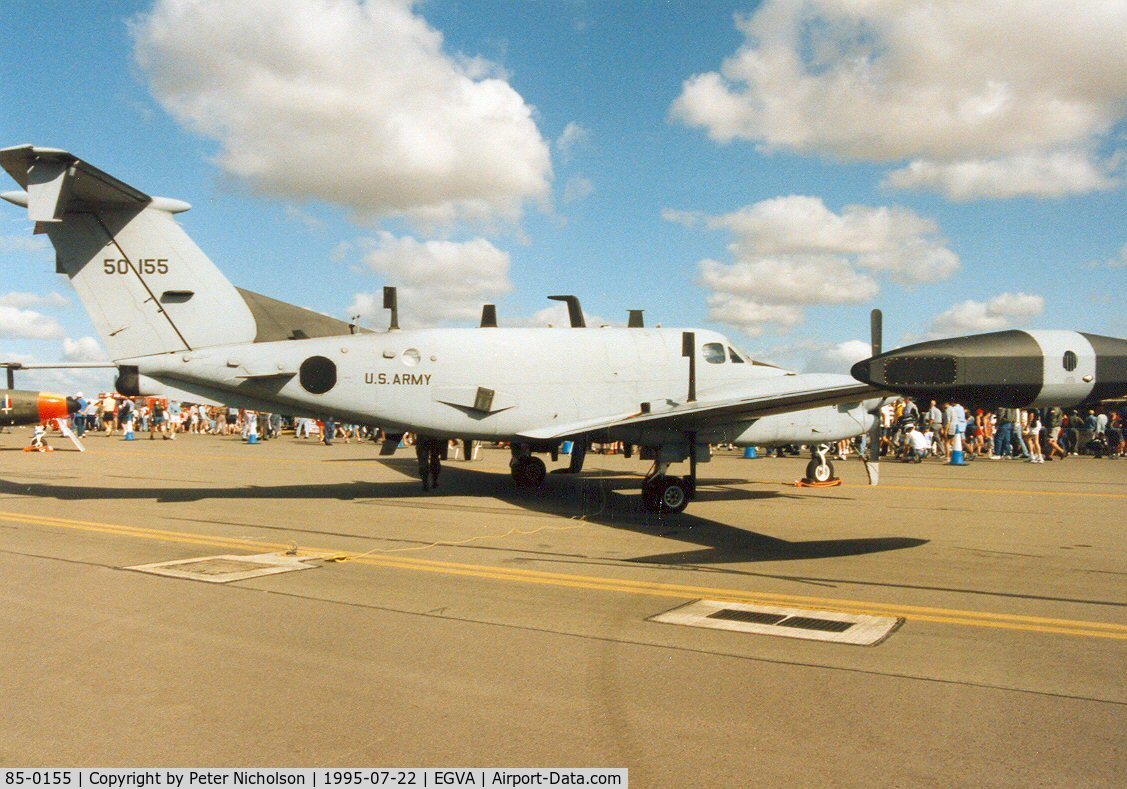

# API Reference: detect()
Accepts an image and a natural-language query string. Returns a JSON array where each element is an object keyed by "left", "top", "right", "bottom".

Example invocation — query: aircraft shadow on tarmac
[{"left": 0, "top": 460, "right": 927, "bottom": 565}]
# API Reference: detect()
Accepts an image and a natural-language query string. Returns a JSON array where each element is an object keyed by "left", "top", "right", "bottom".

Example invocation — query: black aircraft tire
[
  {"left": 512, "top": 456, "right": 547, "bottom": 488},
  {"left": 655, "top": 478, "right": 690, "bottom": 514},
  {"left": 805, "top": 459, "right": 835, "bottom": 483}
]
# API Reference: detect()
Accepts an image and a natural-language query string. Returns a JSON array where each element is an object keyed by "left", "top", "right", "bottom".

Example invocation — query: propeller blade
[
  {"left": 867, "top": 308, "right": 883, "bottom": 482},
  {"left": 870, "top": 308, "right": 882, "bottom": 357}
]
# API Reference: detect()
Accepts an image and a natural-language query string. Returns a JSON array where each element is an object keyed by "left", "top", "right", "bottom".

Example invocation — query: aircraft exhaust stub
[
  {"left": 383, "top": 286, "right": 399, "bottom": 331},
  {"left": 480, "top": 304, "right": 498, "bottom": 328},
  {"left": 851, "top": 329, "right": 1127, "bottom": 408}
]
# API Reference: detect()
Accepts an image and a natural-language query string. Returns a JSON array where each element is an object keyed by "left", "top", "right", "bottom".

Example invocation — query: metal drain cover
[
  {"left": 651, "top": 599, "right": 902, "bottom": 646},
  {"left": 127, "top": 553, "right": 317, "bottom": 583}
]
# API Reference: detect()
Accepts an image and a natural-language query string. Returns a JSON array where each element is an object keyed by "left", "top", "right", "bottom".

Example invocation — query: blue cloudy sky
[{"left": 2, "top": 0, "right": 1125, "bottom": 392}]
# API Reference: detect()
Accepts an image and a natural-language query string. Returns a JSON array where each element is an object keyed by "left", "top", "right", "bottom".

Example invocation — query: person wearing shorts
[{"left": 149, "top": 399, "right": 165, "bottom": 439}]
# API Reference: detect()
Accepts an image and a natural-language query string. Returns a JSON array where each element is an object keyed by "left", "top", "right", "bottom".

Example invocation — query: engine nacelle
[
  {"left": 114, "top": 366, "right": 170, "bottom": 398},
  {"left": 733, "top": 402, "right": 873, "bottom": 446}
]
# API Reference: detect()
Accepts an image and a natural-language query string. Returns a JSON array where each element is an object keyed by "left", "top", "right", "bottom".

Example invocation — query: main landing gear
[
  {"left": 510, "top": 449, "right": 547, "bottom": 488},
  {"left": 803, "top": 443, "right": 837, "bottom": 484},
  {"left": 641, "top": 463, "right": 695, "bottom": 514}
]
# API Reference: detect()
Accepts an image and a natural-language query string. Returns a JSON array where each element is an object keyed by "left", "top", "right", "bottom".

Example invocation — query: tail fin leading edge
[{"left": 1, "top": 145, "right": 257, "bottom": 360}]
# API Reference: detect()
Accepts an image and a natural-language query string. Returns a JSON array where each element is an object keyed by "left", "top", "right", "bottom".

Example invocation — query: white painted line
[
  {"left": 651, "top": 599, "right": 903, "bottom": 646},
  {"left": 126, "top": 553, "right": 317, "bottom": 583}
]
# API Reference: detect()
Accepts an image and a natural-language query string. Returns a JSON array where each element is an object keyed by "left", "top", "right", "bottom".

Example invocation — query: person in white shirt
[{"left": 905, "top": 425, "right": 930, "bottom": 462}]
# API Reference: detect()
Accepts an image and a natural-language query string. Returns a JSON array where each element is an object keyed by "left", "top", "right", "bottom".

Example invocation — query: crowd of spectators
[
  {"left": 18, "top": 391, "right": 1127, "bottom": 464},
  {"left": 62, "top": 393, "right": 374, "bottom": 446},
  {"left": 864, "top": 397, "right": 1126, "bottom": 463}
]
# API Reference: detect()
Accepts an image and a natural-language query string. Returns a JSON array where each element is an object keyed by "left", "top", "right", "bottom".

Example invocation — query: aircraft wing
[{"left": 518, "top": 374, "right": 879, "bottom": 441}]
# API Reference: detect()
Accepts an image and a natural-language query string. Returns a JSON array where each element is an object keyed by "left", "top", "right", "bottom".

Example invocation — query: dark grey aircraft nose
[{"left": 851, "top": 330, "right": 1127, "bottom": 408}]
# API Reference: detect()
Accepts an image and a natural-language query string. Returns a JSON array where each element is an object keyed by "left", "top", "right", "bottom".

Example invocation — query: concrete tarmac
[{"left": 1, "top": 428, "right": 1124, "bottom": 784}]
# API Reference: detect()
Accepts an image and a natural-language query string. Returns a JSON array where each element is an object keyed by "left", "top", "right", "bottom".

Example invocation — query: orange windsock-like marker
[{"left": 1, "top": 390, "right": 78, "bottom": 426}]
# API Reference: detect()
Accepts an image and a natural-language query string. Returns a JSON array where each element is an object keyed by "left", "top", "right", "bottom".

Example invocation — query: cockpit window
[
  {"left": 703, "top": 342, "right": 726, "bottom": 364},
  {"left": 728, "top": 346, "right": 745, "bottom": 363}
]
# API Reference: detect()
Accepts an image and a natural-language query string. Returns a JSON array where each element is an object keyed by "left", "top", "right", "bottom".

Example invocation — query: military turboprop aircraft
[{"left": 3, "top": 145, "right": 1124, "bottom": 513}]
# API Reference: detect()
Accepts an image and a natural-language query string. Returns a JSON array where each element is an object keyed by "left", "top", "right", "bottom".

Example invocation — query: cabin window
[
  {"left": 728, "top": 346, "right": 745, "bottom": 363},
  {"left": 1062, "top": 350, "right": 1077, "bottom": 372},
  {"left": 703, "top": 342, "right": 726, "bottom": 364}
]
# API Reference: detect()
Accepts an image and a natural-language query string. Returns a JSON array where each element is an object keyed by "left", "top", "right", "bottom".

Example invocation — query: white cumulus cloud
[
  {"left": 556, "top": 122, "right": 591, "bottom": 159},
  {"left": 347, "top": 232, "right": 513, "bottom": 327},
  {"left": 562, "top": 176, "right": 595, "bottom": 204},
  {"left": 1088, "top": 243, "right": 1127, "bottom": 269},
  {"left": 883, "top": 151, "right": 1119, "bottom": 201},
  {"left": 0, "top": 306, "right": 65, "bottom": 340},
  {"left": 672, "top": 1, "right": 1127, "bottom": 200},
  {"left": 0, "top": 291, "right": 70, "bottom": 309},
  {"left": 62, "top": 336, "right": 108, "bottom": 363},
  {"left": 930, "top": 292, "right": 1045, "bottom": 336},
  {"left": 133, "top": 0, "right": 552, "bottom": 225},
  {"left": 0, "top": 234, "right": 50, "bottom": 255},
  {"left": 508, "top": 303, "right": 614, "bottom": 329},
  {"left": 818, "top": 339, "right": 872, "bottom": 371},
  {"left": 678, "top": 195, "right": 958, "bottom": 335}
]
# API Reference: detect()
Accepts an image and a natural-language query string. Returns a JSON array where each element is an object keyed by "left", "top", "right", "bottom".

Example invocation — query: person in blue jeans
[{"left": 993, "top": 407, "right": 1015, "bottom": 458}]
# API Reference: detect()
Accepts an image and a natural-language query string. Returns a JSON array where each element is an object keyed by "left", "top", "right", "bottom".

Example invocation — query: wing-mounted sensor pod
[{"left": 852, "top": 329, "right": 1127, "bottom": 407}]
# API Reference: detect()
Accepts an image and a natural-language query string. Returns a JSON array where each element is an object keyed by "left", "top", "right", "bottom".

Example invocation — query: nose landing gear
[{"left": 803, "top": 443, "right": 838, "bottom": 484}]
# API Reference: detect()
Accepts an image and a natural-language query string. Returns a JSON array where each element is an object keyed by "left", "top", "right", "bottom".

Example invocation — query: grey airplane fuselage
[{"left": 125, "top": 326, "right": 874, "bottom": 450}]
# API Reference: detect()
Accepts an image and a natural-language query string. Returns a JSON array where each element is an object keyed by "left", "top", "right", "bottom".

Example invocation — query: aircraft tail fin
[{"left": 1, "top": 145, "right": 259, "bottom": 360}]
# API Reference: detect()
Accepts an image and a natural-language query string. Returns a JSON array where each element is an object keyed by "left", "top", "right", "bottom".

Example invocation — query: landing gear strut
[{"left": 803, "top": 443, "right": 837, "bottom": 484}]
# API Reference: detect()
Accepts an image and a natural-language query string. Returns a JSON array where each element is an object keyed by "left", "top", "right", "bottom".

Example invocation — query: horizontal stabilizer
[{"left": 0, "top": 145, "right": 152, "bottom": 221}]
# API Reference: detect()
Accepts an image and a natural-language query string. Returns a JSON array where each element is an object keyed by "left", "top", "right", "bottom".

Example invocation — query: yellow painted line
[{"left": 3, "top": 508, "right": 1126, "bottom": 641}]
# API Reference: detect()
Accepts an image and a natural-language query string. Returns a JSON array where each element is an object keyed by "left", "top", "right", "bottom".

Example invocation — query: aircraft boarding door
[{"left": 625, "top": 331, "right": 678, "bottom": 408}]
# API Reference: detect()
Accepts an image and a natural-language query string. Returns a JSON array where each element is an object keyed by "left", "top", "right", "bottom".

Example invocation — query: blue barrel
[
  {"left": 743, "top": 446, "right": 758, "bottom": 459},
  {"left": 561, "top": 441, "right": 574, "bottom": 455}
]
